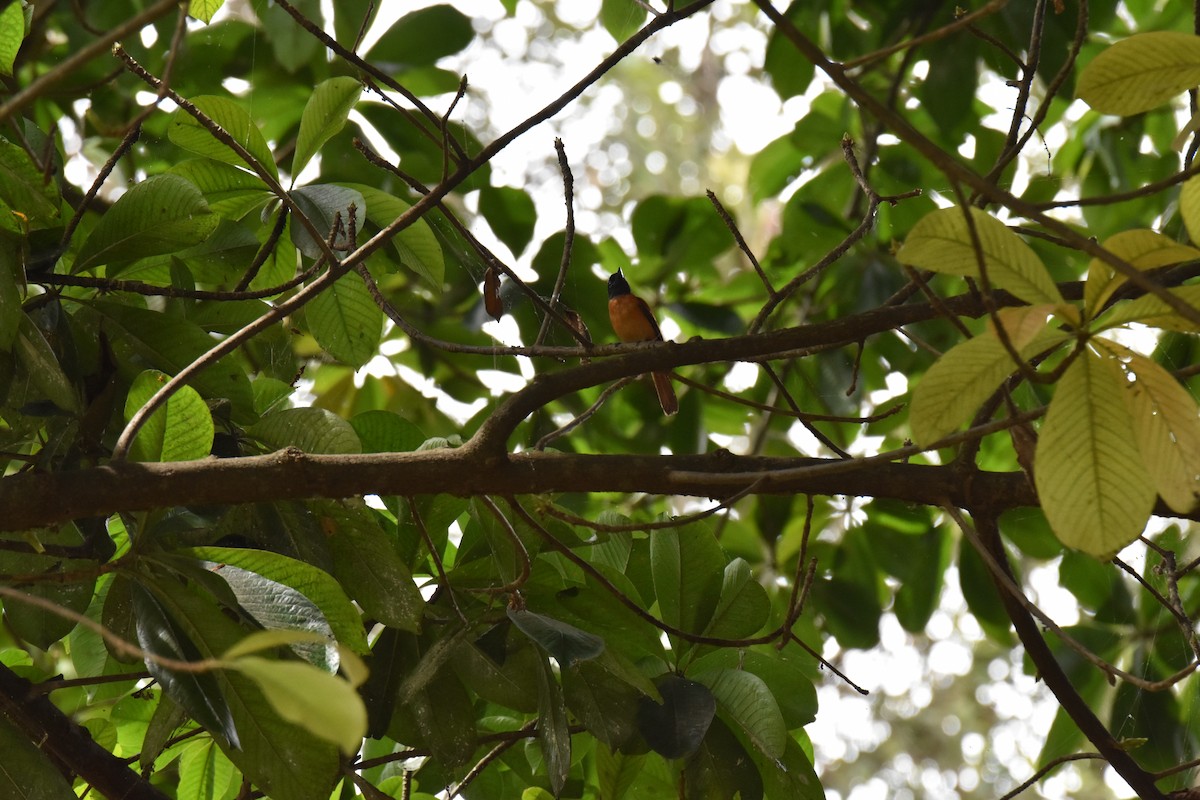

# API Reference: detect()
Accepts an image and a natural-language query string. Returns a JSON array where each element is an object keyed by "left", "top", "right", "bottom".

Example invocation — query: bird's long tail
[{"left": 652, "top": 371, "right": 678, "bottom": 415}]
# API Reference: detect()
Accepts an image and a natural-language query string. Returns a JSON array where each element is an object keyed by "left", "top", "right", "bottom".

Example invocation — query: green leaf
[
  {"left": 168, "top": 96, "right": 278, "bottom": 180},
  {"left": 1094, "top": 284, "right": 1200, "bottom": 332},
  {"left": 188, "top": 0, "right": 225, "bottom": 24},
  {"left": 0, "top": 2, "right": 28, "bottom": 77},
  {"left": 305, "top": 272, "right": 382, "bottom": 367},
  {"left": 0, "top": 714, "right": 77, "bottom": 800},
  {"left": 248, "top": 407, "right": 362, "bottom": 454},
  {"left": 650, "top": 523, "right": 726, "bottom": 643},
  {"left": 701, "top": 558, "right": 770, "bottom": 641},
  {"left": 292, "top": 77, "right": 361, "bottom": 178},
  {"left": 366, "top": 5, "right": 474, "bottom": 67},
  {"left": 1083, "top": 229, "right": 1200, "bottom": 316},
  {"left": 72, "top": 175, "right": 219, "bottom": 273},
  {"left": 507, "top": 607, "right": 605, "bottom": 667},
  {"left": 693, "top": 668, "right": 786, "bottom": 759},
  {"left": 318, "top": 500, "right": 425, "bottom": 632},
  {"left": 178, "top": 738, "right": 237, "bottom": 800},
  {"left": 338, "top": 182, "right": 444, "bottom": 290},
  {"left": 896, "top": 206, "right": 1064, "bottom": 306},
  {"left": 124, "top": 369, "right": 214, "bottom": 462},
  {"left": 289, "top": 183, "right": 364, "bottom": 259},
  {"left": 533, "top": 653, "right": 571, "bottom": 796},
  {"left": 183, "top": 545, "right": 370, "bottom": 654},
  {"left": 350, "top": 410, "right": 426, "bottom": 453},
  {"left": 130, "top": 581, "right": 242, "bottom": 748},
  {"left": 225, "top": 656, "right": 367, "bottom": 754},
  {"left": 169, "top": 159, "right": 272, "bottom": 220},
  {"left": 478, "top": 185, "right": 536, "bottom": 256},
  {"left": 93, "top": 301, "right": 256, "bottom": 424},
  {"left": 1179, "top": 173, "right": 1200, "bottom": 249},
  {"left": 600, "top": 0, "right": 646, "bottom": 41},
  {"left": 1034, "top": 346, "right": 1157, "bottom": 557},
  {"left": 910, "top": 324, "right": 1068, "bottom": 445},
  {"left": 0, "top": 138, "right": 59, "bottom": 228},
  {"left": 636, "top": 674, "right": 715, "bottom": 759},
  {"left": 1119, "top": 349, "right": 1200, "bottom": 513},
  {"left": 1077, "top": 32, "right": 1200, "bottom": 116},
  {"left": 15, "top": 314, "right": 80, "bottom": 413}
]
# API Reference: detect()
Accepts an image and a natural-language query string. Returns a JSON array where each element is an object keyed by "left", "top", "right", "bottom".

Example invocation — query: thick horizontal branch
[{"left": 2, "top": 446, "right": 1039, "bottom": 532}]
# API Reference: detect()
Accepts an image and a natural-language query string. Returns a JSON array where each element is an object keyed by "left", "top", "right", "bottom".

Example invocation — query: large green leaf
[
  {"left": 366, "top": 5, "right": 474, "bottom": 66},
  {"left": 0, "top": 715, "right": 77, "bottom": 800},
  {"left": 292, "top": 77, "right": 361, "bottom": 178},
  {"left": 1035, "top": 346, "right": 1157, "bottom": 557},
  {"left": 693, "top": 668, "right": 786, "bottom": 759},
  {"left": 649, "top": 523, "right": 726, "bottom": 644},
  {"left": 478, "top": 184, "right": 536, "bottom": 256},
  {"left": 896, "top": 206, "right": 1063, "bottom": 306},
  {"left": 93, "top": 302, "right": 256, "bottom": 424},
  {"left": 1077, "top": 31, "right": 1200, "bottom": 116},
  {"left": 0, "top": 138, "right": 59, "bottom": 228},
  {"left": 72, "top": 175, "right": 219, "bottom": 273},
  {"left": 183, "top": 545, "right": 370, "bottom": 654},
  {"left": 337, "top": 182, "right": 444, "bottom": 290},
  {"left": 247, "top": 407, "right": 362, "bottom": 454},
  {"left": 305, "top": 271, "right": 382, "bottom": 367},
  {"left": 1082, "top": 229, "right": 1200, "bottom": 316},
  {"left": 14, "top": 313, "right": 80, "bottom": 413},
  {"left": 167, "top": 95, "right": 278, "bottom": 179},
  {"left": 910, "top": 323, "right": 1068, "bottom": 445},
  {"left": 0, "top": 2, "right": 29, "bottom": 77},
  {"left": 124, "top": 369, "right": 214, "bottom": 462}
]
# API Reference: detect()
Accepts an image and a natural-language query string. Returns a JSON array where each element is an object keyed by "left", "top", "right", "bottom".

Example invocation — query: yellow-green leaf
[
  {"left": 1180, "top": 174, "right": 1200, "bottom": 247},
  {"left": 896, "top": 206, "right": 1063, "bottom": 306},
  {"left": 292, "top": 77, "right": 361, "bottom": 178},
  {"left": 1117, "top": 348, "right": 1200, "bottom": 513},
  {"left": 168, "top": 96, "right": 278, "bottom": 180},
  {"left": 124, "top": 370, "right": 214, "bottom": 462},
  {"left": 1096, "top": 284, "right": 1200, "bottom": 332},
  {"left": 1083, "top": 229, "right": 1200, "bottom": 316},
  {"left": 225, "top": 656, "right": 367, "bottom": 754},
  {"left": 910, "top": 325, "right": 1068, "bottom": 446},
  {"left": 188, "top": 0, "right": 224, "bottom": 24},
  {"left": 1034, "top": 348, "right": 1156, "bottom": 558},
  {"left": 1077, "top": 32, "right": 1200, "bottom": 116}
]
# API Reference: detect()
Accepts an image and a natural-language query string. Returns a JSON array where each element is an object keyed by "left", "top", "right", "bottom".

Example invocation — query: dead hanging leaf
[{"left": 483, "top": 266, "right": 503, "bottom": 321}]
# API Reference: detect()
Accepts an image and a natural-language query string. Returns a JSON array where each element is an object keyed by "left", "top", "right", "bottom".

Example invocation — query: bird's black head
[{"left": 607, "top": 268, "right": 631, "bottom": 299}]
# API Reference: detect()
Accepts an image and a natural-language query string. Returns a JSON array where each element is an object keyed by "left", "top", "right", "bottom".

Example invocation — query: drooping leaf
[
  {"left": 533, "top": 653, "right": 571, "bottom": 796},
  {"left": 72, "top": 175, "right": 219, "bottom": 273},
  {"left": 507, "top": 607, "right": 605, "bottom": 667},
  {"left": 224, "top": 656, "right": 367, "bottom": 754},
  {"left": 1077, "top": 32, "right": 1200, "bottom": 116},
  {"left": 1118, "top": 349, "right": 1200, "bottom": 513},
  {"left": 1035, "top": 346, "right": 1157, "bottom": 557},
  {"left": 896, "top": 206, "right": 1064, "bottom": 306},
  {"left": 636, "top": 674, "right": 716, "bottom": 759}
]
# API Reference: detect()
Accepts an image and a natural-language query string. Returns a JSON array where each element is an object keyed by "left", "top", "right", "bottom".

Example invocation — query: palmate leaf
[
  {"left": 1035, "top": 346, "right": 1157, "bottom": 558},
  {"left": 896, "top": 206, "right": 1063, "bottom": 306}
]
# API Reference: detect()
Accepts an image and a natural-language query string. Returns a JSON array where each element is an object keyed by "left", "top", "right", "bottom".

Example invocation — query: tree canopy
[{"left": 2, "top": 1, "right": 1200, "bottom": 799}]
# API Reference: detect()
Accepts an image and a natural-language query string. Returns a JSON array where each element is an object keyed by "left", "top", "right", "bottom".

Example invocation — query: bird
[{"left": 607, "top": 268, "right": 678, "bottom": 415}]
